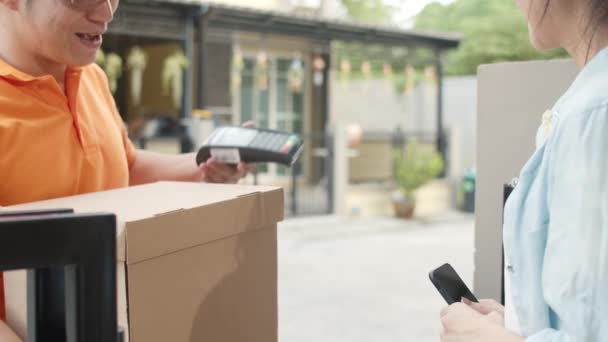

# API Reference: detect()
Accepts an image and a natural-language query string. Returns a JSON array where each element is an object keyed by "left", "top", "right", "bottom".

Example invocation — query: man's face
[{"left": 14, "top": 0, "right": 118, "bottom": 67}]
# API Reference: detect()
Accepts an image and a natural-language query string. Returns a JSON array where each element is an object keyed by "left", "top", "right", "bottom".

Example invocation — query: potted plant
[
  {"left": 162, "top": 50, "right": 189, "bottom": 110},
  {"left": 392, "top": 139, "right": 444, "bottom": 219}
]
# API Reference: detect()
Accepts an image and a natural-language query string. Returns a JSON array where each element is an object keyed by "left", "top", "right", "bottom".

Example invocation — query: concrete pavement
[{"left": 278, "top": 213, "right": 475, "bottom": 342}]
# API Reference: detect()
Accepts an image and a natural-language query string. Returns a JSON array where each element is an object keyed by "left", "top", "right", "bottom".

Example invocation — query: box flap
[
  {"left": 124, "top": 183, "right": 283, "bottom": 264},
  {"left": 7, "top": 182, "right": 284, "bottom": 263}
]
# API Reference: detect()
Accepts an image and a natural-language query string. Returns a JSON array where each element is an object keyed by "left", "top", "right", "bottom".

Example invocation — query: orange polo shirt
[{"left": 0, "top": 59, "right": 137, "bottom": 319}]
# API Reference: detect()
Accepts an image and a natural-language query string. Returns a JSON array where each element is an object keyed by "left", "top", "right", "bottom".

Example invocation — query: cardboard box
[{"left": 4, "top": 181, "right": 283, "bottom": 342}]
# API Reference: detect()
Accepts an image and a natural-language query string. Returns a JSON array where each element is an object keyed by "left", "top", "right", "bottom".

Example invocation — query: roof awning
[{"left": 132, "top": 0, "right": 461, "bottom": 50}]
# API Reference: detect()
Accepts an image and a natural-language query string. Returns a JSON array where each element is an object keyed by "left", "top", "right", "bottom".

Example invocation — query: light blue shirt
[{"left": 504, "top": 47, "right": 608, "bottom": 342}]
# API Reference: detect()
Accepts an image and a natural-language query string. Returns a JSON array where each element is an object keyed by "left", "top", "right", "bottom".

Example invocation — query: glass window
[{"left": 238, "top": 56, "right": 306, "bottom": 177}]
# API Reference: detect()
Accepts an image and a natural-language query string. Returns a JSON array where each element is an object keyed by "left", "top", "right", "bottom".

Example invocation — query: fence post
[
  {"left": 332, "top": 125, "right": 349, "bottom": 216},
  {"left": 325, "top": 133, "right": 334, "bottom": 214},
  {"left": 439, "top": 129, "right": 448, "bottom": 178},
  {"left": 291, "top": 162, "right": 298, "bottom": 216},
  {"left": 391, "top": 127, "right": 405, "bottom": 179},
  {"left": 391, "top": 126, "right": 405, "bottom": 158}
]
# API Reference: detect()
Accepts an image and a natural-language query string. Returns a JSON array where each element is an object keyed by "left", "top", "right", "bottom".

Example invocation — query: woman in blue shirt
[{"left": 440, "top": 0, "right": 608, "bottom": 341}]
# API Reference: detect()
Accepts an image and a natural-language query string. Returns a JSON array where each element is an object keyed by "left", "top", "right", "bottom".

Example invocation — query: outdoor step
[{"left": 346, "top": 180, "right": 452, "bottom": 218}]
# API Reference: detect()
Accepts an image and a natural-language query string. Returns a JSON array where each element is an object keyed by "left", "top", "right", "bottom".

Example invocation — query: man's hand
[
  {"left": 130, "top": 121, "right": 256, "bottom": 185},
  {"left": 196, "top": 121, "right": 256, "bottom": 184},
  {"left": 197, "top": 159, "right": 255, "bottom": 184}
]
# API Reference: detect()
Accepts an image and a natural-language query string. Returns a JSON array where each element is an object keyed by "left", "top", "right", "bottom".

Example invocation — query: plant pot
[
  {"left": 391, "top": 191, "right": 416, "bottom": 219},
  {"left": 393, "top": 200, "right": 415, "bottom": 219}
]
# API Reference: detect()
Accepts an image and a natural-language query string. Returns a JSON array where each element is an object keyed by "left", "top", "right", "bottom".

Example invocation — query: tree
[
  {"left": 340, "top": 0, "right": 405, "bottom": 24},
  {"left": 415, "top": 0, "right": 568, "bottom": 75}
]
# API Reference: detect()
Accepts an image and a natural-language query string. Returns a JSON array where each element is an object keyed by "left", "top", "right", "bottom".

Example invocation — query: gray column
[
  {"left": 435, "top": 49, "right": 446, "bottom": 176},
  {"left": 180, "top": 14, "right": 196, "bottom": 153}
]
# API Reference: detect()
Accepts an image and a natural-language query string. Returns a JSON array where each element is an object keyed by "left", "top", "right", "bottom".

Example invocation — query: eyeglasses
[{"left": 63, "top": 0, "right": 117, "bottom": 11}]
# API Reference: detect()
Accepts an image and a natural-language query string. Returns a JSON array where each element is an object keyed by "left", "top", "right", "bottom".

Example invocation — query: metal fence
[
  {"left": 348, "top": 129, "right": 444, "bottom": 184},
  {"left": 289, "top": 132, "right": 333, "bottom": 217},
  {"left": 263, "top": 128, "right": 442, "bottom": 217},
  {"left": 250, "top": 131, "right": 334, "bottom": 217},
  {"left": 134, "top": 124, "right": 445, "bottom": 218}
]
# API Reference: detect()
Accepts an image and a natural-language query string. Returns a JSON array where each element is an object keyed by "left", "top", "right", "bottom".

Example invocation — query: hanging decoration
[
  {"left": 339, "top": 59, "right": 351, "bottom": 81},
  {"left": 361, "top": 60, "right": 372, "bottom": 78},
  {"left": 255, "top": 50, "right": 269, "bottom": 91},
  {"left": 126, "top": 46, "right": 148, "bottom": 107},
  {"left": 360, "top": 60, "right": 372, "bottom": 93},
  {"left": 312, "top": 54, "right": 326, "bottom": 87},
  {"left": 231, "top": 45, "right": 244, "bottom": 93},
  {"left": 104, "top": 53, "right": 123, "bottom": 95},
  {"left": 347, "top": 123, "right": 363, "bottom": 148},
  {"left": 383, "top": 63, "right": 393, "bottom": 79},
  {"left": 405, "top": 65, "right": 416, "bottom": 95},
  {"left": 424, "top": 66, "right": 437, "bottom": 83},
  {"left": 287, "top": 55, "right": 304, "bottom": 93},
  {"left": 162, "top": 50, "right": 189, "bottom": 110}
]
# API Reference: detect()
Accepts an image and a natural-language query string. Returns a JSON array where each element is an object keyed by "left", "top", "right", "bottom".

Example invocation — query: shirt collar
[
  {"left": 555, "top": 47, "right": 608, "bottom": 108},
  {"left": 0, "top": 57, "right": 38, "bottom": 82},
  {"left": 0, "top": 58, "right": 83, "bottom": 83}
]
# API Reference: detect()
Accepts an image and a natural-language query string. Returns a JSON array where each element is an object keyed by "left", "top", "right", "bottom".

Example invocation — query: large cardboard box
[{"left": 4, "top": 181, "right": 283, "bottom": 342}]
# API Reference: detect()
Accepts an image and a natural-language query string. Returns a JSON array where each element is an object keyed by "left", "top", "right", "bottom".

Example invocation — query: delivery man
[{"left": 0, "top": 0, "right": 253, "bottom": 339}]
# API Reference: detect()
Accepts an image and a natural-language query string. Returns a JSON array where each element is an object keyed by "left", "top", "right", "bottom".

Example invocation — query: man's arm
[
  {"left": 129, "top": 150, "right": 201, "bottom": 185},
  {"left": 129, "top": 150, "right": 251, "bottom": 185}
]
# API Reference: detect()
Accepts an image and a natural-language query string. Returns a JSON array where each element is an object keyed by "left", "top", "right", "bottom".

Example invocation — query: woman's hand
[
  {"left": 464, "top": 298, "right": 504, "bottom": 324},
  {"left": 440, "top": 302, "right": 520, "bottom": 342}
]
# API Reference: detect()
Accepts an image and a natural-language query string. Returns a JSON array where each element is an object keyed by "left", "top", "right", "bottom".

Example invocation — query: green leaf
[{"left": 393, "top": 139, "right": 444, "bottom": 199}]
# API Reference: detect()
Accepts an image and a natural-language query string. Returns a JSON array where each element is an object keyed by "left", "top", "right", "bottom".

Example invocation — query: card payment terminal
[{"left": 195, "top": 126, "right": 304, "bottom": 166}]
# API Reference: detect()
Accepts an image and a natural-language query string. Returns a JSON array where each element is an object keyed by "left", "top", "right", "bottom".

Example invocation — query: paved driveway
[{"left": 278, "top": 213, "right": 475, "bottom": 342}]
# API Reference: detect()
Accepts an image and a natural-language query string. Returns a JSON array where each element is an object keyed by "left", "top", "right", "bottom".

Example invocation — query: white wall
[
  {"left": 443, "top": 76, "right": 477, "bottom": 180},
  {"left": 329, "top": 75, "right": 437, "bottom": 132},
  {"left": 330, "top": 74, "right": 477, "bottom": 180}
]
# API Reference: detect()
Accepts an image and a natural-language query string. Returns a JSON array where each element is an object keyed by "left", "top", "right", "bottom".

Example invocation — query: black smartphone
[{"left": 429, "top": 263, "right": 478, "bottom": 305}]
